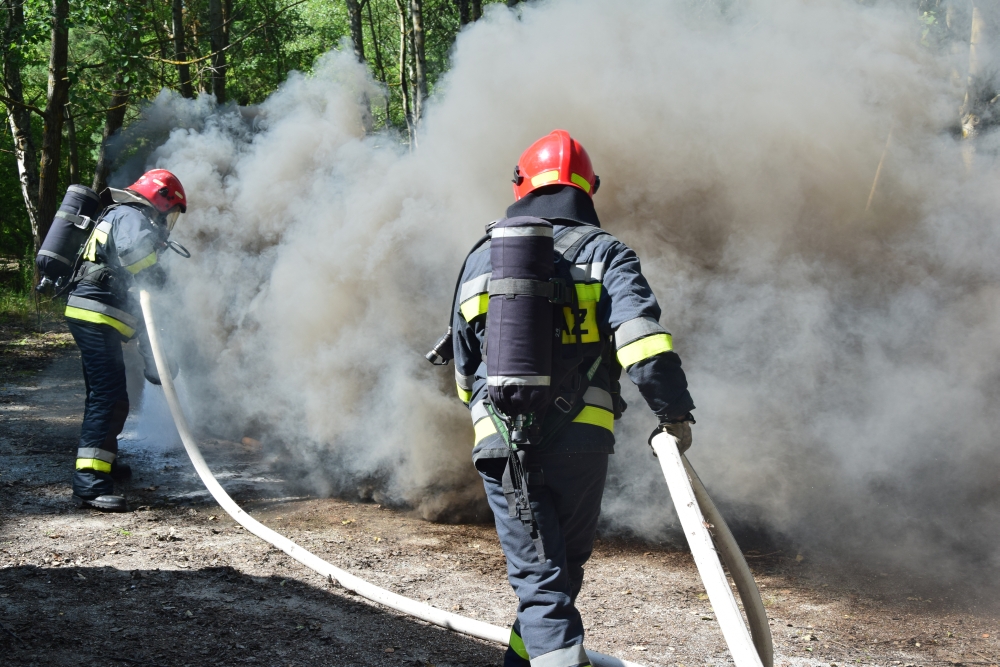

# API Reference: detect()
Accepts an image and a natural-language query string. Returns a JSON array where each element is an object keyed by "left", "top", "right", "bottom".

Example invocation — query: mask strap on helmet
[{"left": 512, "top": 166, "right": 524, "bottom": 186}]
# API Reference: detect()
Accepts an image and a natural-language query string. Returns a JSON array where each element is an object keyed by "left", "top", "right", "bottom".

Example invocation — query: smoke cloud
[{"left": 125, "top": 0, "right": 1000, "bottom": 584}]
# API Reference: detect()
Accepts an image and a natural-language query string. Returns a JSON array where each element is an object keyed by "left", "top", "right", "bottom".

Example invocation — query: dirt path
[{"left": 1, "top": 348, "right": 998, "bottom": 667}]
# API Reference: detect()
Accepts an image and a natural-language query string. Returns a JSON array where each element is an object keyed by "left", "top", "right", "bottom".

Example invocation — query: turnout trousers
[
  {"left": 68, "top": 320, "right": 129, "bottom": 498},
  {"left": 477, "top": 452, "right": 609, "bottom": 667}
]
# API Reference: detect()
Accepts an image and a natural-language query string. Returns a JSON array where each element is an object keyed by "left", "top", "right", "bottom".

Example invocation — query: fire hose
[{"left": 139, "top": 290, "right": 772, "bottom": 667}]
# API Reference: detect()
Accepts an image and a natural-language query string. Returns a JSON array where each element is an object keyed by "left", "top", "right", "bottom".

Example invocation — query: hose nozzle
[{"left": 425, "top": 327, "right": 454, "bottom": 366}]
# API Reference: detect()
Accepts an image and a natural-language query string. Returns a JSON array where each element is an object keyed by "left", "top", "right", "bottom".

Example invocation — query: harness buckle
[{"left": 554, "top": 396, "right": 572, "bottom": 414}]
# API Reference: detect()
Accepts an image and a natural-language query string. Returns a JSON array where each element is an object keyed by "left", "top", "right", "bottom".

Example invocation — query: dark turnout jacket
[
  {"left": 64, "top": 203, "right": 167, "bottom": 340},
  {"left": 452, "top": 186, "right": 694, "bottom": 462}
]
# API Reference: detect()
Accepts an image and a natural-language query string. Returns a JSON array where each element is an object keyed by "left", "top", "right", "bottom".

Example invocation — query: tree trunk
[
  {"left": 409, "top": 0, "right": 427, "bottom": 124},
  {"left": 471, "top": 0, "right": 481, "bottom": 21},
  {"left": 36, "top": 0, "right": 70, "bottom": 247},
  {"left": 346, "top": 0, "right": 373, "bottom": 133},
  {"left": 2, "top": 0, "right": 41, "bottom": 250},
  {"left": 64, "top": 105, "right": 79, "bottom": 185},
  {"left": 393, "top": 0, "right": 414, "bottom": 146},
  {"left": 209, "top": 0, "right": 228, "bottom": 104},
  {"left": 365, "top": 0, "right": 392, "bottom": 127},
  {"left": 92, "top": 80, "right": 129, "bottom": 194},
  {"left": 172, "top": 0, "right": 194, "bottom": 98},
  {"left": 455, "top": 0, "right": 469, "bottom": 26},
  {"left": 346, "top": 0, "right": 366, "bottom": 62}
]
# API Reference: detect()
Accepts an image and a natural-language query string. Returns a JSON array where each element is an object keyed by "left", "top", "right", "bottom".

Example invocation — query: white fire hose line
[
  {"left": 651, "top": 433, "right": 772, "bottom": 667},
  {"left": 139, "top": 291, "right": 640, "bottom": 667}
]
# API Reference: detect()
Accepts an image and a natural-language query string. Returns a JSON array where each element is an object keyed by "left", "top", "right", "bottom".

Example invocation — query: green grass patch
[{"left": 0, "top": 287, "right": 64, "bottom": 324}]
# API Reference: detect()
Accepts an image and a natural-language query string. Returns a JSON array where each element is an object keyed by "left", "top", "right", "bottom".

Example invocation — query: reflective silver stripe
[
  {"left": 119, "top": 241, "right": 156, "bottom": 266},
  {"left": 37, "top": 249, "right": 73, "bottom": 267},
  {"left": 615, "top": 316, "right": 668, "bottom": 349},
  {"left": 96, "top": 220, "right": 113, "bottom": 235},
  {"left": 66, "top": 296, "right": 138, "bottom": 329},
  {"left": 76, "top": 448, "right": 116, "bottom": 463},
  {"left": 569, "top": 262, "right": 605, "bottom": 282},
  {"left": 486, "top": 375, "right": 551, "bottom": 387},
  {"left": 459, "top": 273, "right": 491, "bottom": 304},
  {"left": 492, "top": 225, "right": 552, "bottom": 238},
  {"left": 530, "top": 644, "right": 589, "bottom": 667},
  {"left": 456, "top": 370, "right": 475, "bottom": 391},
  {"left": 553, "top": 226, "right": 594, "bottom": 254},
  {"left": 582, "top": 386, "right": 613, "bottom": 411},
  {"left": 470, "top": 400, "right": 489, "bottom": 424}
]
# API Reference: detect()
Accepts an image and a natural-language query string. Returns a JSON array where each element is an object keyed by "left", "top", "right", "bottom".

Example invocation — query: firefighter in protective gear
[
  {"left": 452, "top": 130, "right": 695, "bottom": 667},
  {"left": 65, "top": 169, "right": 187, "bottom": 512}
]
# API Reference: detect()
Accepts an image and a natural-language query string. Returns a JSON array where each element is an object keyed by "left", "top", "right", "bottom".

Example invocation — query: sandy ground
[{"left": 1, "top": 344, "right": 999, "bottom": 667}]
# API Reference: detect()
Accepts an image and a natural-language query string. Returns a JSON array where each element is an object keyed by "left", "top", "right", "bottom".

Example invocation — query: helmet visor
[{"left": 165, "top": 209, "right": 181, "bottom": 233}]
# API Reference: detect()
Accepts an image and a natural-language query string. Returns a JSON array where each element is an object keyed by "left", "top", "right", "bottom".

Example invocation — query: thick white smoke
[{"left": 124, "top": 0, "right": 1000, "bottom": 580}]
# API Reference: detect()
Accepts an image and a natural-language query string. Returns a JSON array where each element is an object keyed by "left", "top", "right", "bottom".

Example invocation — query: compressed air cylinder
[
  {"left": 36, "top": 184, "right": 101, "bottom": 281},
  {"left": 486, "top": 216, "right": 554, "bottom": 418}
]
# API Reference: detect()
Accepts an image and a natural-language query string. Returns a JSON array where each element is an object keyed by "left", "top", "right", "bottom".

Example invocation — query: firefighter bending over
[
  {"left": 65, "top": 169, "right": 187, "bottom": 512},
  {"left": 450, "top": 131, "right": 695, "bottom": 667}
]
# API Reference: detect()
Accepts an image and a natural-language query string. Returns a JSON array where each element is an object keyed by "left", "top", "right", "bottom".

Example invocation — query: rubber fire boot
[{"left": 73, "top": 494, "right": 127, "bottom": 512}]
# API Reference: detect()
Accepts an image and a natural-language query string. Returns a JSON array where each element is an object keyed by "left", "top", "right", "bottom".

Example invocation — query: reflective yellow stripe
[
  {"left": 530, "top": 169, "right": 560, "bottom": 188},
  {"left": 474, "top": 418, "right": 497, "bottom": 445},
  {"left": 76, "top": 458, "right": 112, "bottom": 473},
  {"left": 124, "top": 251, "right": 157, "bottom": 274},
  {"left": 572, "top": 405, "right": 614, "bottom": 432},
  {"left": 457, "top": 383, "right": 472, "bottom": 404},
  {"left": 562, "top": 282, "right": 603, "bottom": 344},
  {"left": 574, "top": 282, "right": 601, "bottom": 301},
  {"left": 83, "top": 229, "right": 108, "bottom": 262},
  {"left": 509, "top": 629, "right": 529, "bottom": 660},
  {"left": 64, "top": 306, "right": 136, "bottom": 338},
  {"left": 616, "top": 333, "right": 673, "bottom": 368},
  {"left": 460, "top": 293, "right": 489, "bottom": 322},
  {"left": 570, "top": 172, "right": 592, "bottom": 193}
]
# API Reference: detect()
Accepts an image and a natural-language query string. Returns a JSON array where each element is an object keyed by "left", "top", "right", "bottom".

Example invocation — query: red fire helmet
[
  {"left": 126, "top": 169, "right": 187, "bottom": 214},
  {"left": 512, "top": 129, "right": 599, "bottom": 201}
]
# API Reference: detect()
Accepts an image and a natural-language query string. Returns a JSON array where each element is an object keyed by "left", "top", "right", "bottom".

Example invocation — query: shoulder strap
[{"left": 554, "top": 225, "right": 609, "bottom": 263}]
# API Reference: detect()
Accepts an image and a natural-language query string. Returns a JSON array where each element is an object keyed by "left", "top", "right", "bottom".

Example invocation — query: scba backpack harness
[{"left": 428, "top": 217, "right": 625, "bottom": 561}]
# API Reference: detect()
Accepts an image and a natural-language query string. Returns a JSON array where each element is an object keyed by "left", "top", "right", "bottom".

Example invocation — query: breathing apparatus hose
[{"left": 138, "top": 290, "right": 641, "bottom": 667}]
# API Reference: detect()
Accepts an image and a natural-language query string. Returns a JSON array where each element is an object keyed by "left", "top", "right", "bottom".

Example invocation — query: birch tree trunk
[
  {"left": 409, "top": 0, "right": 427, "bottom": 124},
  {"left": 209, "top": 0, "right": 228, "bottom": 104},
  {"left": 961, "top": 0, "right": 986, "bottom": 139},
  {"left": 394, "top": 0, "right": 414, "bottom": 146},
  {"left": 2, "top": 0, "right": 41, "bottom": 249},
  {"left": 173, "top": 0, "right": 194, "bottom": 98},
  {"left": 92, "top": 78, "right": 129, "bottom": 194},
  {"left": 36, "top": 0, "right": 70, "bottom": 247}
]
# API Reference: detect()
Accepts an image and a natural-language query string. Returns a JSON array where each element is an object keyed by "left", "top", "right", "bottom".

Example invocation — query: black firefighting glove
[
  {"left": 648, "top": 413, "right": 695, "bottom": 456},
  {"left": 137, "top": 331, "right": 178, "bottom": 385}
]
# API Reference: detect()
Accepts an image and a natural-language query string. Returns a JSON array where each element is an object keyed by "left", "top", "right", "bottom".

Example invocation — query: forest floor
[{"left": 1, "top": 322, "right": 998, "bottom": 667}]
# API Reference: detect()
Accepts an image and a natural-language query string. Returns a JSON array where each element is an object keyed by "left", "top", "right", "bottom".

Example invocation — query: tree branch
[
  {"left": 0, "top": 93, "right": 45, "bottom": 117},
  {"left": 144, "top": 0, "right": 308, "bottom": 66}
]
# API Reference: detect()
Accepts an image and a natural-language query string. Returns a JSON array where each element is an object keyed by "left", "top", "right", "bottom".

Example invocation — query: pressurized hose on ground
[
  {"left": 138, "top": 290, "right": 641, "bottom": 667},
  {"left": 650, "top": 434, "right": 774, "bottom": 667}
]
